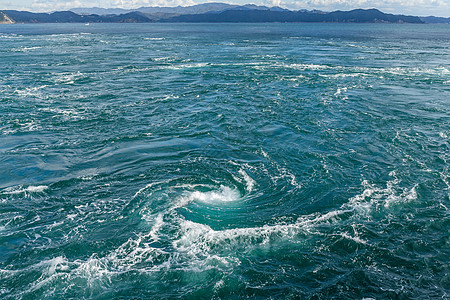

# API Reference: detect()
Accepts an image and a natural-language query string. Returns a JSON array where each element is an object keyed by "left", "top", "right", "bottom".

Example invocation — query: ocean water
[{"left": 0, "top": 23, "right": 449, "bottom": 299}]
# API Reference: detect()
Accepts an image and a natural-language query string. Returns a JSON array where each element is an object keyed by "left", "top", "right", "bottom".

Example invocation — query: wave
[
  {"left": 10, "top": 46, "right": 42, "bottom": 52},
  {"left": 39, "top": 107, "right": 86, "bottom": 121},
  {"left": 144, "top": 37, "right": 165, "bottom": 41},
  {"left": 53, "top": 71, "right": 87, "bottom": 85},
  {"left": 164, "top": 63, "right": 209, "bottom": 70},
  {"left": 1, "top": 185, "right": 48, "bottom": 196}
]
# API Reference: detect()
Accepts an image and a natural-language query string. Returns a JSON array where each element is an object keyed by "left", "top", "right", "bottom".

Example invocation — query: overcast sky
[{"left": 1, "top": 0, "right": 450, "bottom": 17}]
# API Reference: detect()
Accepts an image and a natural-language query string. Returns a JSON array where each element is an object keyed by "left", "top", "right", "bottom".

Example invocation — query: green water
[{"left": 0, "top": 23, "right": 449, "bottom": 299}]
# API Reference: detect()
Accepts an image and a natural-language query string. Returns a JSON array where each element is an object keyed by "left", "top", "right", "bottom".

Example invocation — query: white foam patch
[
  {"left": 239, "top": 169, "right": 256, "bottom": 192},
  {"left": 1, "top": 119, "right": 41, "bottom": 135},
  {"left": 176, "top": 220, "right": 292, "bottom": 252},
  {"left": 18, "top": 255, "right": 112, "bottom": 296},
  {"left": 14, "top": 85, "right": 48, "bottom": 97},
  {"left": 347, "top": 179, "right": 418, "bottom": 212},
  {"left": 149, "top": 213, "right": 164, "bottom": 241},
  {"left": 106, "top": 235, "right": 168, "bottom": 272},
  {"left": 172, "top": 203, "right": 357, "bottom": 257},
  {"left": 187, "top": 186, "right": 241, "bottom": 204},
  {"left": 39, "top": 107, "right": 86, "bottom": 121},
  {"left": 45, "top": 256, "right": 69, "bottom": 276},
  {"left": 0, "top": 34, "right": 22, "bottom": 39},
  {"left": 75, "top": 256, "right": 110, "bottom": 279},
  {"left": 1, "top": 256, "right": 70, "bottom": 296},
  {"left": 152, "top": 56, "right": 176, "bottom": 62},
  {"left": 2, "top": 246, "right": 166, "bottom": 296},
  {"left": 277, "top": 63, "right": 331, "bottom": 71},
  {"left": 138, "top": 183, "right": 243, "bottom": 213},
  {"left": 385, "top": 66, "right": 450, "bottom": 76},
  {"left": 340, "top": 232, "right": 368, "bottom": 245},
  {"left": 3, "top": 185, "right": 48, "bottom": 195},
  {"left": 165, "top": 63, "right": 209, "bottom": 70},
  {"left": 334, "top": 87, "right": 347, "bottom": 96},
  {"left": 10, "top": 46, "right": 42, "bottom": 52},
  {"left": 54, "top": 71, "right": 85, "bottom": 84},
  {"left": 320, "top": 73, "right": 368, "bottom": 79}
]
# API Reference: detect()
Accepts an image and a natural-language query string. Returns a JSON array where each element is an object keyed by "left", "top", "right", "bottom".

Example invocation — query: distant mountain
[
  {"left": 215, "top": 4, "right": 287, "bottom": 12},
  {"left": 2, "top": 10, "right": 152, "bottom": 23},
  {"left": 70, "top": 3, "right": 238, "bottom": 15},
  {"left": 0, "top": 8, "right": 425, "bottom": 24},
  {"left": 139, "top": 3, "right": 237, "bottom": 14},
  {"left": 69, "top": 7, "right": 130, "bottom": 15},
  {"left": 69, "top": 4, "right": 300, "bottom": 16},
  {"left": 204, "top": 4, "right": 291, "bottom": 15},
  {"left": 160, "top": 8, "right": 423, "bottom": 23},
  {"left": 420, "top": 16, "right": 450, "bottom": 23}
]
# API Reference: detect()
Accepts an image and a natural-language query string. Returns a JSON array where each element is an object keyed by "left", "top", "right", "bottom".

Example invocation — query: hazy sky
[{"left": 2, "top": 0, "right": 450, "bottom": 17}]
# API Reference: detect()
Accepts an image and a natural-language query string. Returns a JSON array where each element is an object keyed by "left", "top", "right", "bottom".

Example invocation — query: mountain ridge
[
  {"left": 161, "top": 8, "right": 423, "bottom": 23},
  {"left": 0, "top": 6, "right": 428, "bottom": 24},
  {"left": 69, "top": 3, "right": 292, "bottom": 15},
  {"left": 420, "top": 16, "right": 450, "bottom": 23}
]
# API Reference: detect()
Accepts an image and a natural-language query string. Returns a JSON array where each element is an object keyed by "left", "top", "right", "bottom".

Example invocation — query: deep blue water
[{"left": 0, "top": 23, "right": 449, "bottom": 299}]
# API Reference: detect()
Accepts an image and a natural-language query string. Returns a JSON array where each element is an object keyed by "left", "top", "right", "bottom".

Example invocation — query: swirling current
[{"left": 0, "top": 23, "right": 449, "bottom": 299}]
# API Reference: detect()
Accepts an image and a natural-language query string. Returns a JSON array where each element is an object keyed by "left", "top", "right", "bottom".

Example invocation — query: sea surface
[{"left": 0, "top": 23, "right": 449, "bottom": 299}]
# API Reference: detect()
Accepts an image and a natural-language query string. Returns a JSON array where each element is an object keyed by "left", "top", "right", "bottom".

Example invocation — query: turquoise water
[{"left": 0, "top": 23, "right": 449, "bottom": 299}]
